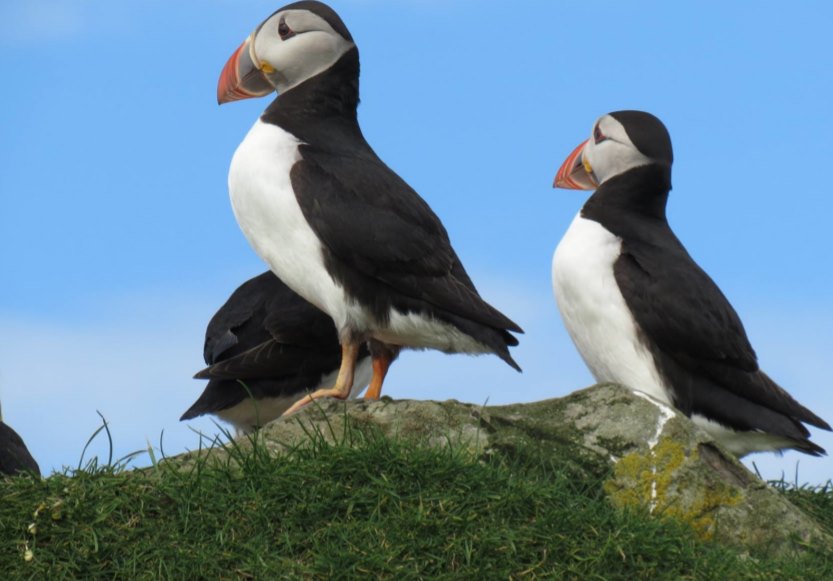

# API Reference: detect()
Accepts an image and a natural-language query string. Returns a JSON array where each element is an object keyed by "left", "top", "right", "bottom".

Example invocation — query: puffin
[
  {"left": 552, "top": 110, "right": 830, "bottom": 457},
  {"left": 181, "top": 271, "right": 373, "bottom": 432},
  {"left": 0, "top": 405, "right": 40, "bottom": 477},
  {"left": 217, "top": 1, "right": 521, "bottom": 415}
]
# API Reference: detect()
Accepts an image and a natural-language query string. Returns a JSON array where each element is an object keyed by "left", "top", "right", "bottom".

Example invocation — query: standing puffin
[
  {"left": 552, "top": 110, "right": 830, "bottom": 457},
  {"left": 217, "top": 1, "right": 521, "bottom": 414},
  {"left": 180, "top": 272, "right": 373, "bottom": 433}
]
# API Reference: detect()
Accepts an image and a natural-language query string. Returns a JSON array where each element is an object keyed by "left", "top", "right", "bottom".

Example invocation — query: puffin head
[
  {"left": 217, "top": 1, "right": 356, "bottom": 104},
  {"left": 554, "top": 110, "right": 673, "bottom": 190}
]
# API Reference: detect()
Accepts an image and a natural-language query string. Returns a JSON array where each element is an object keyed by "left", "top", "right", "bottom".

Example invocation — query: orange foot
[{"left": 282, "top": 342, "right": 360, "bottom": 417}]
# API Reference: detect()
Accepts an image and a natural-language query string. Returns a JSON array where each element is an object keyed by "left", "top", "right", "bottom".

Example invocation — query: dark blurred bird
[
  {"left": 552, "top": 110, "right": 830, "bottom": 457},
  {"left": 217, "top": 1, "right": 521, "bottom": 415},
  {"left": 0, "top": 407, "right": 40, "bottom": 476},
  {"left": 181, "top": 272, "right": 372, "bottom": 432}
]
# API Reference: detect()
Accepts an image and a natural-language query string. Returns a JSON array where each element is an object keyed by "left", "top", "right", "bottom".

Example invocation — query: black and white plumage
[
  {"left": 552, "top": 110, "right": 830, "bottom": 457},
  {"left": 181, "top": 272, "right": 372, "bottom": 432},
  {"left": 217, "top": 1, "right": 521, "bottom": 413},
  {"left": 0, "top": 410, "right": 40, "bottom": 477}
]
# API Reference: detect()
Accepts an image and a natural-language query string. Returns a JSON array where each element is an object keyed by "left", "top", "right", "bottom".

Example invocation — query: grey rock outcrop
[{"left": 190, "top": 383, "right": 832, "bottom": 556}]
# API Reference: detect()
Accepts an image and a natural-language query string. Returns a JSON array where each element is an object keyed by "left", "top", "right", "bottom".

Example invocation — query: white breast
[
  {"left": 552, "top": 213, "right": 670, "bottom": 404},
  {"left": 228, "top": 120, "right": 355, "bottom": 331}
]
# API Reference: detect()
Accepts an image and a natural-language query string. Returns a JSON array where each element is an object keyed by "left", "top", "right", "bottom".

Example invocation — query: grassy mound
[{"left": 1, "top": 429, "right": 831, "bottom": 579}]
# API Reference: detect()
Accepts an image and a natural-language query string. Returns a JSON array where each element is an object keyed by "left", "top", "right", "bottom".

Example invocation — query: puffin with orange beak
[
  {"left": 217, "top": 1, "right": 521, "bottom": 416},
  {"left": 551, "top": 110, "right": 830, "bottom": 457}
]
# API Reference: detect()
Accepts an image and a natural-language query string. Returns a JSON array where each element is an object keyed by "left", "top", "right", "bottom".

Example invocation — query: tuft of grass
[
  {"left": 0, "top": 425, "right": 831, "bottom": 579},
  {"left": 770, "top": 479, "right": 833, "bottom": 537}
]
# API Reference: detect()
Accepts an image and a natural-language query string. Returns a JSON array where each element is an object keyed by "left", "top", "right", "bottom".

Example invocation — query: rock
[{"left": 187, "top": 383, "right": 832, "bottom": 556}]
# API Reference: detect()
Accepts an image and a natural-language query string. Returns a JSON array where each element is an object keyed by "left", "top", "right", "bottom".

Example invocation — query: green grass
[
  {"left": 1, "top": 426, "right": 831, "bottom": 580},
  {"left": 773, "top": 480, "right": 833, "bottom": 538}
]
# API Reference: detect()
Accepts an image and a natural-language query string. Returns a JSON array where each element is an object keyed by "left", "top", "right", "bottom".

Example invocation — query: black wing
[
  {"left": 0, "top": 422, "right": 40, "bottom": 477},
  {"left": 615, "top": 241, "right": 757, "bottom": 374},
  {"left": 197, "top": 271, "right": 341, "bottom": 377},
  {"left": 291, "top": 145, "right": 522, "bottom": 334},
  {"left": 616, "top": 237, "right": 829, "bottom": 433},
  {"left": 202, "top": 272, "right": 340, "bottom": 364},
  {"left": 184, "top": 272, "right": 348, "bottom": 421},
  {"left": 202, "top": 272, "right": 276, "bottom": 365}
]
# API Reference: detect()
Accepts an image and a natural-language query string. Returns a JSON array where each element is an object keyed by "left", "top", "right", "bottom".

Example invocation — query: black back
[{"left": 181, "top": 272, "right": 367, "bottom": 420}]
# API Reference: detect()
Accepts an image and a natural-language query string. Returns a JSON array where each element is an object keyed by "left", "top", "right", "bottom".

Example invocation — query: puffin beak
[
  {"left": 217, "top": 34, "right": 275, "bottom": 104},
  {"left": 553, "top": 140, "right": 598, "bottom": 190}
]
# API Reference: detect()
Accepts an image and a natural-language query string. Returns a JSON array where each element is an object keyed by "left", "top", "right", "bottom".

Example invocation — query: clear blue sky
[{"left": 1, "top": 0, "right": 831, "bottom": 483}]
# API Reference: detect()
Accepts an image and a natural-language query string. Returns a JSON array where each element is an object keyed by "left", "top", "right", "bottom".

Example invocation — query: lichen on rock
[{"left": 606, "top": 437, "right": 742, "bottom": 540}]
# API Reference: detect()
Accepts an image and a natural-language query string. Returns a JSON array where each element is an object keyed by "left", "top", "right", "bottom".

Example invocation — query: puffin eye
[
  {"left": 278, "top": 18, "right": 294, "bottom": 40},
  {"left": 593, "top": 125, "right": 608, "bottom": 144}
]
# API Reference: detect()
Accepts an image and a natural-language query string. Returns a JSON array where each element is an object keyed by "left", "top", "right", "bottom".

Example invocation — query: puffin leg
[
  {"left": 281, "top": 342, "right": 360, "bottom": 416},
  {"left": 363, "top": 359, "right": 388, "bottom": 400},
  {"left": 363, "top": 341, "right": 400, "bottom": 400}
]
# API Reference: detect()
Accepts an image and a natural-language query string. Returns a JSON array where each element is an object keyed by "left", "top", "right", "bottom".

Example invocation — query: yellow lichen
[{"left": 605, "top": 438, "right": 741, "bottom": 540}]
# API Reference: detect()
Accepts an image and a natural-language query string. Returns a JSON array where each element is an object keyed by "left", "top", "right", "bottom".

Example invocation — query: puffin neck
[
  {"left": 583, "top": 163, "right": 672, "bottom": 222},
  {"left": 262, "top": 47, "right": 360, "bottom": 130}
]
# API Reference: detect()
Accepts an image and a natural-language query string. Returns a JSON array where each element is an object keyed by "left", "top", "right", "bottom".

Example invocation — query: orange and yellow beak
[
  {"left": 217, "top": 34, "right": 275, "bottom": 104},
  {"left": 553, "top": 139, "right": 598, "bottom": 190}
]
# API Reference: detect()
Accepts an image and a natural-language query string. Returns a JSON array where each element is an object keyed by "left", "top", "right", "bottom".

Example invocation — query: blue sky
[{"left": 1, "top": 0, "right": 831, "bottom": 484}]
